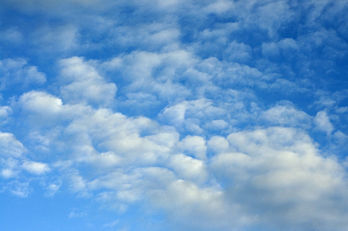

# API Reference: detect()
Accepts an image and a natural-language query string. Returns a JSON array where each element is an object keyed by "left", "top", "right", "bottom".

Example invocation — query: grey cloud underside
[{"left": 1, "top": 0, "right": 348, "bottom": 231}]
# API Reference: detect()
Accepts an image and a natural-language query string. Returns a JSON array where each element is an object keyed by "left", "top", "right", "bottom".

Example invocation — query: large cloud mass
[{"left": 1, "top": 0, "right": 348, "bottom": 230}]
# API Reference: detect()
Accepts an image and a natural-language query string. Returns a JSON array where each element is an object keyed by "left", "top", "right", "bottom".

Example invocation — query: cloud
[
  {"left": 45, "top": 181, "right": 61, "bottom": 196},
  {"left": 314, "top": 111, "right": 334, "bottom": 135},
  {"left": 150, "top": 179, "right": 238, "bottom": 231},
  {"left": 168, "top": 154, "right": 207, "bottom": 183},
  {"left": 0, "top": 59, "right": 46, "bottom": 90},
  {"left": 18, "top": 90, "right": 94, "bottom": 128},
  {"left": 24, "top": 90, "right": 346, "bottom": 231},
  {"left": 261, "top": 38, "right": 298, "bottom": 59},
  {"left": 261, "top": 103, "right": 312, "bottom": 128},
  {"left": 0, "top": 106, "right": 11, "bottom": 124},
  {"left": 19, "top": 91, "right": 64, "bottom": 119},
  {"left": 0, "top": 130, "right": 52, "bottom": 197},
  {"left": 177, "top": 135, "right": 207, "bottom": 160},
  {"left": 207, "top": 136, "right": 229, "bottom": 154},
  {"left": 68, "top": 209, "right": 87, "bottom": 219},
  {"left": 1, "top": 0, "right": 116, "bottom": 15},
  {"left": 103, "top": 219, "right": 119, "bottom": 229},
  {"left": 107, "top": 24, "right": 181, "bottom": 51},
  {"left": 212, "top": 127, "right": 348, "bottom": 231},
  {"left": 63, "top": 108, "right": 178, "bottom": 167},
  {"left": 160, "top": 98, "right": 227, "bottom": 133},
  {"left": 1, "top": 0, "right": 348, "bottom": 230},
  {"left": 59, "top": 57, "right": 117, "bottom": 106},
  {"left": 1, "top": 168, "right": 17, "bottom": 179},
  {"left": 224, "top": 40, "right": 252, "bottom": 62},
  {"left": 22, "top": 161, "right": 50, "bottom": 175},
  {"left": 32, "top": 25, "right": 79, "bottom": 53},
  {"left": 203, "top": 0, "right": 234, "bottom": 14},
  {"left": 102, "top": 50, "right": 195, "bottom": 107},
  {"left": 6, "top": 181, "right": 31, "bottom": 198},
  {"left": 0, "top": 132, "right": 26, "bottom": 157},
  {"left": 0, "top": 28, "right": 23, "bottom": 44}
]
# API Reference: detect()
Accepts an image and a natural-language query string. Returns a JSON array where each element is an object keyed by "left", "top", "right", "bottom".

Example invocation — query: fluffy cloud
[
  {"left": 0, "top": 59, "right": 46, "bottom": 90},
  {"left": 212, "top": 127, "right": 348, "bottom": 231},
  {"left": 178, "top": 135, "right": 207, "bottom": 159},
  {"left": 0, "top": 132, "right": 26, "bottom": 157},
  {"left": 314, "top": 111, "right": 334, "bottom": 135},
  {"left": 64, "top": 108, "right": 178, "bottom": 166},
  {"left": 261, "top": 103, "right": 312, "bottom": 128},
  {"left": 0, "top": 106, "right": 11, "bottom": 124},
  {"left": 0, "top": 131, "right": 51, "bottom": 197},
  {"left": 168, "top": 154, "right": 207, "bottom": 183},
  {"left": 1, "top": 0, "right": 348, "bottom": 230},
  {"left": 160, "top": 98, "right": 227, "bottom": 134},
  {"left": 19, "top": 91, "right": 63, "bottom": 116},
  {"left": 151, "top": 180, "right": 235, "bottom": 231},
  {"left": 59, "top": 57, "right": 117, "bottom": 106},
  {"left": 22, "top": 161, "right": 50, "bottom": 175},
  {"left": 207, "top": 136, "right": 229, "bottom": 154}
]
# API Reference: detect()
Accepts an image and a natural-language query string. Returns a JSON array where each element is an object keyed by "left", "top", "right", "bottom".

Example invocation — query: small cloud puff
[
  {"left": 19, "top": 91, "right": 63, "bottom": 115},
  {"left": 0, "top": 59, "right": 46, "bottom": 90},
  {"left": 314, "top": 111, "right": 334, "bottom": 135},
  {"left": 59, "top": 57, "right": 117, "bottom": 106},
  {"left": 0, "top": 132, "right": 26, "bottom": 157},
  {"left": 22, "top": 161, "right": 50, "bottom": 175}
]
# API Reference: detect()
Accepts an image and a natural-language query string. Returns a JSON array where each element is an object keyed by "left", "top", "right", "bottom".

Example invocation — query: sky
[{"left": 0, "top": 0, "right": 348, "bottom": 230}]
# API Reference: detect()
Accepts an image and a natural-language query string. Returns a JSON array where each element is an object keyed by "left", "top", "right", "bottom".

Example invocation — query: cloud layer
[{"left": 1, "top": 0, "right": 348, "bottom": 230}]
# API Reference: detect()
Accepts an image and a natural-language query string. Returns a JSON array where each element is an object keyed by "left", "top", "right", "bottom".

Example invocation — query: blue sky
[{"left": 0, "top": 0, "right": 348, "bottom": 230}]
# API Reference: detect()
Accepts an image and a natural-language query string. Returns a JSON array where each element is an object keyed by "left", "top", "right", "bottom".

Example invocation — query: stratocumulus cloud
[{"left": 0, "top": 0, "right": 348, "bottom": 231}]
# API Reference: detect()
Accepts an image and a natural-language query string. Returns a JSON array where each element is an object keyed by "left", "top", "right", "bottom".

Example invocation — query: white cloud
[
  {"left": 203, "top": 119, "right": 228, "bottom": 131},
  {"left": 45, "top": 181, "right": 61, "bottom": 196},
  {"left": 1, "top": 0, "right": 348, "bottom": 230},
  {"left": 59, "top": 57, "right": 117, "bottom": 106},
  {"left": 107, "top": 24, "right": 181, "bottom": 51},
  {"left": 261, "top": 103, "right": 311, "bottom": 128},
  {"left": 207, "top": 136, "right": 229, "bottom": 154},
  {"left": 160, "top": 102, "right": 187, "bottom": 125},
  {"left": 104, "top": 50, "right": 195, "bottom": 105},
  {"left": 64, "top": 108, "right": 177, "bottom": 166},
  {"left": 262, "top": 38, "right": 298, "bottom": 58},
  {"left": 241, "top": 0, "right": 295, "bottom": 37},
  {"left": 0, "top": 106, "right": 11, "bottom": 124},
  {"left": 1, "top": 168, "right": 17, "bottom": 179},
  {"left": 314, "top": 111, "right": 334, "bottom": 135},
  {"left": 69, "top": 171, "right": 87, "bottom": 193},
  {"left": 0, "top": 132, "right": 26, "bottom": 157},
  {"left": 1, "top": 155, "right": 20, "bottom": 179},
  {"left": 18, "top": 91, "right": 93, "bottom": 127},
  {"left": 150, "top": 179, "right": 238, "bottom": 230},
  {"left": 160, "top": 99, "right": 227, "bottom": 133},
  {"left": 22, "top": 161, "right": 50, "bottom": 175},
  {"left": 203, "top": 0, "right": 234, "bottom": 14},
  {"left": 8, "top": 181, "right": 31, "bottom": 198},
  {"left": 178, "top": 135, "right": 207, "bottom": 160},
  {"left": 0, "top": 106, "right": 11, "bottom": 117},
  {"left": 224, "top": 41, "right": 252, "bottom": 62},
  {"left": 32, "top": 25, "right": 79, "bottom": 53},
  {"left": 169, "top": 154, "right": 207, "bottom": 183},
  {"left": 212, "top": 127, "right": 348, "bottom": 231},
  {"left": 0, "top": 59, "right": 46, "bottom": 89},
  {"left": 19, "top": 91, "right": 63, "bottom": 117}
]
